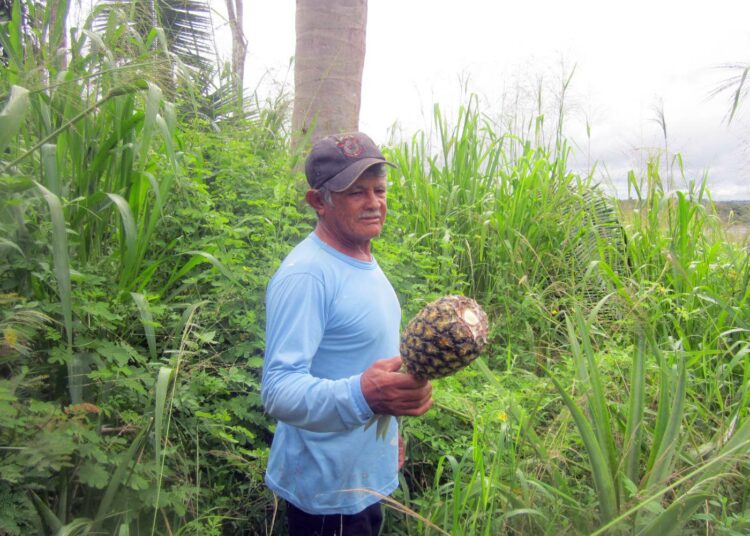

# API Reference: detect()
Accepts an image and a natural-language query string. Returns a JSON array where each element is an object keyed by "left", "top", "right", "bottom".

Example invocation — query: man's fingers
[
  {"left": 393, "top": 395, "right": 434, "bottom": 416},
  {"left": 401, "top": 397, "right": 434, "bottom": 416},
  {"left": 361, "top": 359, "right": 433, "bottom": 416},
  {"left": 371, "top": 356, "right": 402, "bottom": 372}
]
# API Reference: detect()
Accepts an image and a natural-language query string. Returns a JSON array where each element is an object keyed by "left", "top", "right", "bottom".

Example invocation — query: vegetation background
[{"left": 1, "top": 1, "right": 749, "bottom": 535}]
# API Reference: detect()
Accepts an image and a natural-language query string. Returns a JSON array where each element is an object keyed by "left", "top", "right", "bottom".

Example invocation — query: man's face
[{"left": 321, "top": 173, "right": 388, "bottom": 247}]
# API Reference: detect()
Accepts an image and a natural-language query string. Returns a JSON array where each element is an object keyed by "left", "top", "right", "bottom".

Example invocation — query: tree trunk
[
  {"left": 224, "top": 0, "right": 247, "bottom": 108},
  {"left": 292, "top": 0, "right": 367, "bottom": 148}
]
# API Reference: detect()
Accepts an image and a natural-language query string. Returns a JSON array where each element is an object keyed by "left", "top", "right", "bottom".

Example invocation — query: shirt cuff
[{"left": 348, "top": 374, "right": 374, "bottom": 423}]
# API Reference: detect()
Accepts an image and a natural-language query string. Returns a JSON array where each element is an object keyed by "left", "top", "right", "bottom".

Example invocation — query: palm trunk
[
  {"left": 224, "top": 0, "right": 247, "bottom": 109},
  {"left": 292, "top": 0, "right": 367, "bottom": 149}
]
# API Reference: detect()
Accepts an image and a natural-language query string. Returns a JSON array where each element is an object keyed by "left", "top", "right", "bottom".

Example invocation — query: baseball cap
[{"left": 304, "top": 132, "right": 395, "bottom": 192}]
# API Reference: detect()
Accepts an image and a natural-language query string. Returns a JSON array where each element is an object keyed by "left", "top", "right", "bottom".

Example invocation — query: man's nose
[{"left": 363, "top": 190, "right": 380, "bottom": 205}]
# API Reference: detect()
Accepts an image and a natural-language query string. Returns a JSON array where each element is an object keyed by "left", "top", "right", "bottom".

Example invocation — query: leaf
[
  {"left": 137, "top": 82, "right": 163, "bottom": 170},
  {"left": 154, "top": 366, "right": 173, "bottom": 467},
  {"left": 0, "top": 85, "right": 30, "bottom": 156},
  {"left": 91, "top": 426, "right": 149, "bottom": 532},
  {"left": 624, "top": 329, "right": 647, "bottom": 484},
  {"left": 543, "top": 366, "right": 619, "bottom": 524},
  {"left": 35, "top": 182, "right": 80, "bottom": 404},
  {"left": 93, "top": 341, "right": 132, "bottom": 367},
  {"left": 35, "top": 183, "right": 72, "bottom": 346},
  {"left": 78, "top": 461, "right": 110, "bottom": 489},
  {"left": 131, "top": 293, "right": 157, "bottom": 361},
  {"left": 41, "top": 144, "right": 60, "bottom": 196},
  {"left": 29, "top": 491, "right": 62, "bottom": 534},
  {"left": 107, "top": 193, "right": 138, "bottom": 283}
]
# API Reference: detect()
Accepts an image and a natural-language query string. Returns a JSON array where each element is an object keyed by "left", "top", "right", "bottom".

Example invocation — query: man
[{"left": 261, "top": 132, "right": 433, "bottom": 535}]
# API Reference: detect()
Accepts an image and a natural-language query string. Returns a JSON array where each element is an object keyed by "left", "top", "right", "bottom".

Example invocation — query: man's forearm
[{"left": 261, "top": 367, "right": 374, "bottom": 432}]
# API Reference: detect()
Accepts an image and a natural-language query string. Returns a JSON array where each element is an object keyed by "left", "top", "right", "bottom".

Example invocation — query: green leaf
[
  {"left": 78, "top": 461, "right": 110, "bottom": 489},
  {"left": 543, "top": 366, "right": 619, "bottom": 524},
  {"left": 0, "top": 85, "right": 30, "bottom": 156},
  {"left": 91, "top": 426, "right": 149, "bottom": 532},
  {"left": 107, "top": 193, "right": 138, "bottom": 284},
  {"left": 94, "top": 341, "right": 132, "bottom": 367},
  {"left": 131, "top": 293, "right": 157, "bottom": 361},
  {"left": 29, "top": 491, "right": 62, "bottom": 534},
  {"left": 35, "top": 182, "right": 79, "bottom": 404},
  {"left": 41, "top": 144, "right": 60, "bottom": 197},
  {"left": 154, "top": 366, "right": 173, "bottom": 467}
]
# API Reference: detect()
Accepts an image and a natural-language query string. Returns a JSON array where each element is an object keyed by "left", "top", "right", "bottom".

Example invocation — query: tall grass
[
  {"left": 386, "top": 97, "right": 630, "bottom": 369},
  {"left": 386, "top": 94, "right": 750, "bottom": 534}
]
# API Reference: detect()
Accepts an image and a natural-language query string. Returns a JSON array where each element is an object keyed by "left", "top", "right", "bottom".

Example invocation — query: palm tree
[
  {"left": 92, "top": 0, "right": 215, "bottom": 73},
  {"left": 91, "top": 0, "right": 258, "bottom": 121}
]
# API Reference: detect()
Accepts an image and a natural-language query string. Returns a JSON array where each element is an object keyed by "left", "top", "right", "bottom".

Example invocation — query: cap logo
[{"left": 336, "top": 135, "right": 364, "bottom": 158}]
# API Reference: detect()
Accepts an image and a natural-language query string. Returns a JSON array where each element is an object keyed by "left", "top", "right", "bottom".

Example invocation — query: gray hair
[
  {"left": 363, "top": 163, "right": 388, "bottom": 178},
  {"left": 317, "top": 186, "right": 334, "bottom": 207}
]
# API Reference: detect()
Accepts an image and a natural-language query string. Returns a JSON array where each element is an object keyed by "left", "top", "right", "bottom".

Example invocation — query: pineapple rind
[{"left": 400, "top": 295, "right": 488, "bottom": 380}]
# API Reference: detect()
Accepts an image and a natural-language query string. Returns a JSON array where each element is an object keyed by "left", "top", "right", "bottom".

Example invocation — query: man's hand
[{"left": 360, "top": 356, "right": 433, "bottom": 416}]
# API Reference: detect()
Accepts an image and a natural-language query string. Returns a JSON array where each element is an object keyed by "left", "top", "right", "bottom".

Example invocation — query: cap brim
[{"left": 325, "top": 158, "right": 397, "bottom": 192}]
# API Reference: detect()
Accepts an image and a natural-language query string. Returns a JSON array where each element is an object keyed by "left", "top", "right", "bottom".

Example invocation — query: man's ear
[{"left": 305, "top": 189, "right": 325, "bottom": 215}]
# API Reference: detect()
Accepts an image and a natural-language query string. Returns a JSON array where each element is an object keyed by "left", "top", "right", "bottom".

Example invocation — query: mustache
[{"left": 360, "top": 211, "right": 382, "bottom": 219}]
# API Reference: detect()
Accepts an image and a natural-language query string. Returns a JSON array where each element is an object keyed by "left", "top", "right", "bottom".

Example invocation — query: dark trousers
[{"left": 286, "top": 501, "right": 383, "bottom": 536}]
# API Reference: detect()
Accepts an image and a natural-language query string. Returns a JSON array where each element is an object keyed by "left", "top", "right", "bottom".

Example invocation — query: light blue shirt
[{"left": 261, "top": 232, "right": 401, "bottom": 515}]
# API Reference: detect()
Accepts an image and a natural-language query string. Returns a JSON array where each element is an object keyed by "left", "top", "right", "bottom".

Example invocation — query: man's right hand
[{"left": 360, "top": 356, "right": 433, "bottom": 416}]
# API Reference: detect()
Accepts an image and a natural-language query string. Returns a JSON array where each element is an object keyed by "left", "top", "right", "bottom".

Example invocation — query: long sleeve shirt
[{"left": 261, "top": 232, "right": 401, "bottom": 515}]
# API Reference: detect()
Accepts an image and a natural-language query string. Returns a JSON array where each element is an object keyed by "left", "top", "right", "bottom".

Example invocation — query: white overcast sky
[{"left": 213, "top": 0, "right": 750, "bottom": 200}]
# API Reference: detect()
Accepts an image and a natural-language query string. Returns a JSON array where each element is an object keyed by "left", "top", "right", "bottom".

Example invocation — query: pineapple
[
  {"left": 400, "top": 295, "right": 488, "bottom": 379},
  {"left": 366, "top": 295, "right": 489, "bottom": 439}
]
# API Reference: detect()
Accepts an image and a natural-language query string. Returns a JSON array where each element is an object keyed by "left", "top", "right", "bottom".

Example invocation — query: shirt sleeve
[{"left": 260, "top": 272, "right": 374, "bottom": 432}]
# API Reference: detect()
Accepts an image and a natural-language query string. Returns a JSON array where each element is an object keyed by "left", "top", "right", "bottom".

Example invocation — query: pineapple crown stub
[{"left": 401, "top": 295, "right": 489, "bottom": 380}]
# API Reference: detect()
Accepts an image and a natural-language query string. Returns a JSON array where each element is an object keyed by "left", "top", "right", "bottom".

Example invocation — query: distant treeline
[{"left": 620, "top": 199, "right": 750, "bottom": 226}]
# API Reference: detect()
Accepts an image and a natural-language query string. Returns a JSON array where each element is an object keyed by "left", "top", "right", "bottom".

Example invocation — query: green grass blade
[
  {"left": 106, "top": 193, "right": 138, "bottom": 283},
  {"left": 161, "top": 251, "right": 236, "bottom": 295},
  {"left": 131, "top": 292, "right": 157, "bottom": 361},
  {"left": 571, "top": 309, "right": 617, "bottom": 488},
  {"left": 41, "top": 144, "right": 61, "bottom": 197},
  {"left": 152, "top": 365, "right": 174, "bottom": 535},
  {"left": 645, "top": 354, "right": 686, "bottom": 491},
  {"left": 183, "top": 250, "right": 235, "bottom": 282},
  {"left": 154, "top": 366, "right": 173, "bottom": 468},
  {"left": 647, "top": 342, "right": 671, "bottom": 470},
  {"left": 92, "top": 426, "right": 149, "bottom": 531},
  {"left": 624, "top": 329, "right": 647, "bottom": 484},
  {"left": 155, "top": 113, "right": 176, "bottom": 167},
  {"left": 172, "top": 300, "right": 209, "bottom": 342},
  {"left": 636, "top": 494, "right": 709, "bottom": 536},
  {"left": 29, "top": 490, "right": 63, "bottom": 533},
  {"left": 137, "top": 82, "right": 162, "bottom": 169},
  {"left": 35, "top": 182, "right": 80, "bottom": 404},
  {"left": 0, "top": 85, "right": 30, "bottom": 155},
  {"left": 543, "top": 366, "right": 619, "bottom": 524}
]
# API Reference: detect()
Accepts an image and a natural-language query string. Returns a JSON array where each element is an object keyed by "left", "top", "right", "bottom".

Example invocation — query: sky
[{"left": 214, "top": 0, "right": 750, "bottom": 200}]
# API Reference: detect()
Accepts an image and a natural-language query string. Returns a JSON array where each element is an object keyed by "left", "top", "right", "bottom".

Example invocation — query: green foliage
[{"left": 2, "top": 4, "right": 749, "bottom": 534}]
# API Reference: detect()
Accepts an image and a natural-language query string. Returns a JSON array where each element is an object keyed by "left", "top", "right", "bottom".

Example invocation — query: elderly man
[{"left": 261, "top": 132, "right": 433, "bottom": 535}]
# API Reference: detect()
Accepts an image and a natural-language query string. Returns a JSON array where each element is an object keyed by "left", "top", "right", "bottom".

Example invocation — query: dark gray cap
[{"left": 304, "top": 132, "right": 395, "bottom": 192}]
